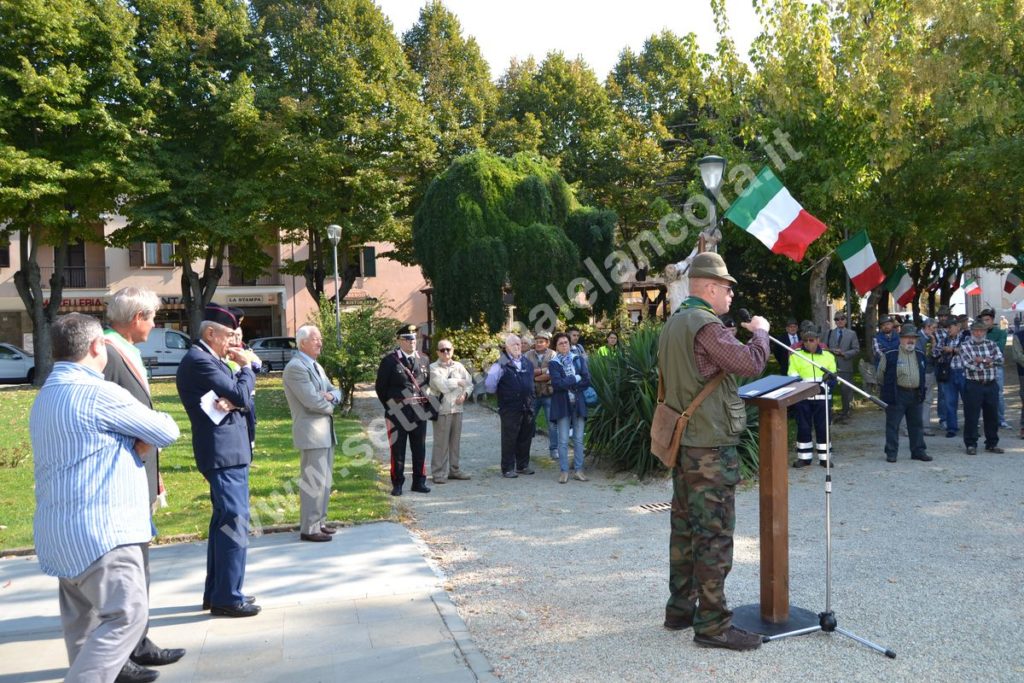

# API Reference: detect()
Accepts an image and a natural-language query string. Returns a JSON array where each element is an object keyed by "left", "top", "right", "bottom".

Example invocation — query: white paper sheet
[{"left": 200, "top": 389, "right": 231, "bottom": 425}]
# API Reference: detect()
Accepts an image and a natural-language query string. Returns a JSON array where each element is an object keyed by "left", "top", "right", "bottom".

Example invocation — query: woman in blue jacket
[{"left": 549, "top": 332, "right": 591, "bottom": 483}]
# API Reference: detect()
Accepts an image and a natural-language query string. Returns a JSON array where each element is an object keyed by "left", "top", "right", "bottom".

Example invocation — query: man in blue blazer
[{"left": 176, "top": 305, "right": 260, "bottom": 618}]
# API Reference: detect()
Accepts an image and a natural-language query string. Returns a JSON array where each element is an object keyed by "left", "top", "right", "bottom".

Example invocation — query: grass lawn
[{"left": 0, "top": 376, "right": 390, "bottom": 551}]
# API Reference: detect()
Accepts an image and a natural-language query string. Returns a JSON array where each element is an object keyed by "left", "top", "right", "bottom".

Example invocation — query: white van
[{"left": 136, "top": 327, "right": 193, "bottom": 377}]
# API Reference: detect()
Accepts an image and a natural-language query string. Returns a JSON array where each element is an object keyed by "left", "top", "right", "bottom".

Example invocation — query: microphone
[{"left": 735, "top": 308, "right": 752, "bottom": 324}]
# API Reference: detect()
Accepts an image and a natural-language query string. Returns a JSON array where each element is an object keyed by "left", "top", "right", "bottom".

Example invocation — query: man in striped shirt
[
  {"left": 959, "top": 319, "right": 1004, "bottom": 455},
  {"left": 31, "top": 313, "right": 180, "bottom": 683}
]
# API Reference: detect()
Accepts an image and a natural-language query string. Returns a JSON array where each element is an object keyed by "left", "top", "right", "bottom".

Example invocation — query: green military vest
[{"left": 657, "top": 299, "right": 747, "bottom": 447}]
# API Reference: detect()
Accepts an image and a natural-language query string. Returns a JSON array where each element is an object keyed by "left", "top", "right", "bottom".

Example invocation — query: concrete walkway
[{"left": 0, "top": 523, "right": 495, "bottom": 683}]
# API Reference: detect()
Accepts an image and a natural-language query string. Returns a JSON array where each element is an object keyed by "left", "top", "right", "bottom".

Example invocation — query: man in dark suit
[
  {"left": 773, "top": 318, "right": 801, "bottom": 374},
  {"left": 176, "top": 305, "right": 260, "bottom": 618},
  {"left": 375, "top": 324, "right": 432, "bottom": 497},
  {"left": 103, "top": 287, "right": 185, "bottom": 683}
]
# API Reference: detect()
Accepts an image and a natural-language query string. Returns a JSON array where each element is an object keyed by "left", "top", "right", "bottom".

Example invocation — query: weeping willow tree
[{"left": 412, "top": 150, "right": 619, "bottom": 331}]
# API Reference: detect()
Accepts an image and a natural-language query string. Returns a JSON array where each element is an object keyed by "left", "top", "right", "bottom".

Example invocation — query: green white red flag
[
  {"left": 836, "top": 230, "right": 886, "bottom": 295},
  {"left": 723, "top": 167, "right": 827, "bottom": 261},
  {"left": 885, "top": 263, "right": 916, "bottom": 307},
  {"left": 1004, "top": 255, "right": 1024, "bottom": 294},
  {"left": 962, "top": 277, "right": 982, "bottom": 296}
]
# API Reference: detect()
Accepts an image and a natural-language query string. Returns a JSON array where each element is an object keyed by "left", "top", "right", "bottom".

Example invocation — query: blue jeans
[
  {"left": 941, "top": 369, "right": 966, "bottom": 433},
  {"left": 534, "top": 396, "right": 558, "bottom": 455},
  {"left": 556, "top": 415, "right": 585, "bottom": 472}
]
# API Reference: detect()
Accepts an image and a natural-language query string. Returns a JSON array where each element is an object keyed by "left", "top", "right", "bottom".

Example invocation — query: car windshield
[{"left": 4, "top": 345, "right": 31, "bottom": 356}]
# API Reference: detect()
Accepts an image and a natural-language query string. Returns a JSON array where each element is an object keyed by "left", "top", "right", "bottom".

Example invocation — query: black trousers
[
  {"left": 387, "top": 417, "right": 427, "bottom": 487},
  {"left": 963, "top": 380, "right": 999, "bottom": 449},
  {"left": 500, "top": 409, "right": 534, "bottom": 474}
]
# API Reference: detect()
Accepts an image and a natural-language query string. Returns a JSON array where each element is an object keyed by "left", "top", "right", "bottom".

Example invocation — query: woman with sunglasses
[{"left": 548, "top": 332, "right": 592, "bottom": 483}]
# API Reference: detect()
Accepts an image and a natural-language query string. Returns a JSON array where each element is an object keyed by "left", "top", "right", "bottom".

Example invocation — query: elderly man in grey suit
[
  {"left": 282, "top": 325, "right": 342, "bottom": 543},
  {"left": 825, "top": 311, "right": 860, "bottom": 422}
]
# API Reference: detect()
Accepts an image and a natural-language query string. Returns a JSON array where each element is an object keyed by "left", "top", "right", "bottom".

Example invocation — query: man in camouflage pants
[{"left": 658, "top": 252, "right": 770, "bottom": 652}]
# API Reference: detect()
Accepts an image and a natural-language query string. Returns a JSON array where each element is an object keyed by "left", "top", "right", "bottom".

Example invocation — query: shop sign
[{"left": 225, "top": 293, "right": 277, "bottom": 305}]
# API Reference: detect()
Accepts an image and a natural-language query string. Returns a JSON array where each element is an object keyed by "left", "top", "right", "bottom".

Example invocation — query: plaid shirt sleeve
[
  {"left": 959, "top": 339, "right": 1002, "bottom": 381},
  {"left": 694, "top": 324, "right": 770, "bottom": 379}
]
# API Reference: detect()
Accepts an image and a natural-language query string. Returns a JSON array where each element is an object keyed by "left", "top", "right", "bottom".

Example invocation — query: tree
[
  {"left": 402, "top": 0, "right": 497, "bottom": 174},
  {"left": 115, "top": 0, "right": 269, "bottom": 334},
  {"left": 412, "top": 150, "right": 619, "bottom": 332},
  {"left": 492, "top": 53, "right": 613, "bottom": 187},
  {"left": 251, "top": 0, "right": 435, "bottom": 301},
  {"left": 0, "top": 0, "right": 153, "bottom": 382}
]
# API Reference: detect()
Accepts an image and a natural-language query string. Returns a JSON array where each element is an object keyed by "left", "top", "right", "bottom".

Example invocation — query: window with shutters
[
  {"left": 0, "top": 245, "right": 8, "bottom": 269},
  {"left": 346, "top": 245, "right": 376, "bottom": 277}
]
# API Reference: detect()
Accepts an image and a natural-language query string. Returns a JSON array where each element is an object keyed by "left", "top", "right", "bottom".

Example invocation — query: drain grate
[{"left": 634, "top": 502, "right": 672, "bottom": 513}]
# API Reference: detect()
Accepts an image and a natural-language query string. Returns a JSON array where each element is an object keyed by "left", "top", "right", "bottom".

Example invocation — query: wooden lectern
[{"left": 732, "top": 380, "right": 822, "bottom": 634}]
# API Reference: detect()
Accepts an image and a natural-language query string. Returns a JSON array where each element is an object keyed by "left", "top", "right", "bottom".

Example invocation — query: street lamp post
[
  {"left": 697, "top": 155, "right": 727, "bottom": 253},
  {"left": 326, "top": 224, "right": 342, "bottom": 345}
]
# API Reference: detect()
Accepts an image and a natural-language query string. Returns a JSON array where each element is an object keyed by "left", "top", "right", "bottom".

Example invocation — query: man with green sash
[
  {"left": 103, "top": 287, "right": 187, "bottom": 681},
  {"left": 658, "top": 252, "right": 770, "bottom": 652}
]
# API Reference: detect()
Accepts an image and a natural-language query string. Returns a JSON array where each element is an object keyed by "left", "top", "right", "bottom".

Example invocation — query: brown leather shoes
[
  {"left": 320, "top": 525, "right": 337, "bottom": 535},
  {"left": 300, "top": 532, "right": 332, "bottom": 542}
]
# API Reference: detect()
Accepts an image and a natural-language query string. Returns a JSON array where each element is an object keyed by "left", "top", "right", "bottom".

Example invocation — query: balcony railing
[
  {"left": 224, "top": 264, "right": 282, "bottom": 287},
  {"left": 38, "top": 266, "right": 108, "bottom": 289}
]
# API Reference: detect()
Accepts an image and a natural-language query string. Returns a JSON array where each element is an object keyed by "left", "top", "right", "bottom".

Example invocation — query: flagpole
[
  {"left": 801, "top": 249, "right": 836, "bottom": 276},
  {"left": 844, "top": 228, "right": 853, "bottom": 320}
]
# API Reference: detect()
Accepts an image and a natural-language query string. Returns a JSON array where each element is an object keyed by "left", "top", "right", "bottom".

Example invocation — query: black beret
[{"left": 204, "top": 304, "right": 239, "bottom": 329}]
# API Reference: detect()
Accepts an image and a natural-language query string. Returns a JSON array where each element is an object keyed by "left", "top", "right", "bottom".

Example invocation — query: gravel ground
[{"left": 354, "top": 380, "right": 1024, "bottom": 682}]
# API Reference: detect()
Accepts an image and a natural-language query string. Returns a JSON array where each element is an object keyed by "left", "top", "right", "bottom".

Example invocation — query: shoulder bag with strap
[{"left": 649, "top": 369, "right": 725, "bottom": 469}]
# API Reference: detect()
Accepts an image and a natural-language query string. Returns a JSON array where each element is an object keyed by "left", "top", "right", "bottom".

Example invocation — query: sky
[{"left": 375, "top": 0, "right": 765, "bottom": 81}]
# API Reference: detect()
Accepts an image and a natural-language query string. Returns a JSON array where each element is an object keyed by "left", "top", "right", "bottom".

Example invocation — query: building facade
[{"left": 0, "top": 217, "right": 429, "bottom": 350}]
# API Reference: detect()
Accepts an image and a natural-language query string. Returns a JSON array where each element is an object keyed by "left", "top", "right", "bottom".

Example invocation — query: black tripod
[{"left": 759, "top": 333, "right": 896, "bottom": 658}]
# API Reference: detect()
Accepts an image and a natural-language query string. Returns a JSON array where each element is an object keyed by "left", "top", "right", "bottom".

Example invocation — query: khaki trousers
[{"left": 431, "top": 412, "right": 464, "bottom": 481}]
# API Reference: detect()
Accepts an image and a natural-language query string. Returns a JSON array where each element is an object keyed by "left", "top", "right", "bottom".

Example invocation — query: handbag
[
  {"left": 650, "top": 369, "right": 725, "bottom": 469},
  {"left": 583, "top": 386, "right": 599, "bottom": 407}
]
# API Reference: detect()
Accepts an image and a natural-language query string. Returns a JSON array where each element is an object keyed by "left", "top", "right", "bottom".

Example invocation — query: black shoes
[
  {"left": 130, "top": 647, "right": 186, "bottom": 667},
  {"left": 391, "top": 485, "right": 403, "bottom": 496},
  {"left": 966, "top": 446, "right": 977, "bottom": 455},
  {"left": 300, "top": 531, "right": 333, "bottom": 542},
  {"left": 986, "top": 446, "right": 1005, "bottom": 454},
  {"left": 115, "top": 661, "right": 159, "bottom": 683},
  {"left": 792, "top": 460, "right": 811, "bottom": 468},
  {"left": 663, "top": 614, "right": 693, "bottom": 631},
  {"left": 693, "top": 625, "right": 762, "bottom": 651},
  {"left": 203, "top": 594, "right": 255, "bottom": 611},
  {"left": 911, "top": 453, "right": 933, "bottom": 462},
  {"left": 502, "top": 471, "right": 518, "bottom": 478},
  {"left": 210, "top": 602, "right": 261, "bottom": 618},
  {"left": 516, "top": 467, "right": 536, "bottom": 475},
  {"left": 885, "top": 454, "right": 897, "bottom": 462},
  {"left": 411, "top": 483, "right": 432, "bottom": 493}
]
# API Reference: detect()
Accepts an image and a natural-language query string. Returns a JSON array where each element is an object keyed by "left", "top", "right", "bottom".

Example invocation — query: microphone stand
[{"left": 758, "top": 331, "right": 896, "bottom": 658}]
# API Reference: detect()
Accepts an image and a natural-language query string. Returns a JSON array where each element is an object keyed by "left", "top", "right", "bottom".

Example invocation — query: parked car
[
  {"left": 0, "top": 343, "right": 34, "bottom": 384},
  {"left": 135, "top": 327, "right": 193, "bottom": 377},
  {"left": 249, "top": 336, "right": 297, "bottom": 372}
]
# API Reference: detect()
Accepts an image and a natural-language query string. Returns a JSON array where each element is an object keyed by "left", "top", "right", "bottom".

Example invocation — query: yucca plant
[{"left": 587, "top": 321, "right": 762, "bottom": 480}]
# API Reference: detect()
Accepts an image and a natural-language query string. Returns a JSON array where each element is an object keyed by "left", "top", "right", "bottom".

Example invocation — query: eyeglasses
[
  {"left": 438, "top": 348, "right": 453, "bottom": 353},
  {"left": 709, "top": 283, "right": 734, "bottom": 295}
]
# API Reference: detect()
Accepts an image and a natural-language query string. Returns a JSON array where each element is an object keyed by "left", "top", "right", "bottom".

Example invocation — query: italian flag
[
  {"left": 963, "top": 277, "right": 982, "bottom": 296},
  {"left": 723, "top": 167, "right": 827, "bottom": 261},
  {"left": 1004, "top": 255, "right": 1024, "bottom": 294},
  {"left": 836, "top": 230, "right": 886, "bottom": 295},
  {"left": 885, "top": 263, "right": 916, "bottom": 307}
]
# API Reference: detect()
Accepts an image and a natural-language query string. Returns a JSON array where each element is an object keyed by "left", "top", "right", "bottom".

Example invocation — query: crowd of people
[{"left": 27, "top": 275, "right": 1024, "bottom": 677}]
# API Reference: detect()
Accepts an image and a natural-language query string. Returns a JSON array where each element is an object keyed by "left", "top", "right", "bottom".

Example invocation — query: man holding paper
[{"left": 176, "top": 305, "right": 260, "bottom": 618}]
